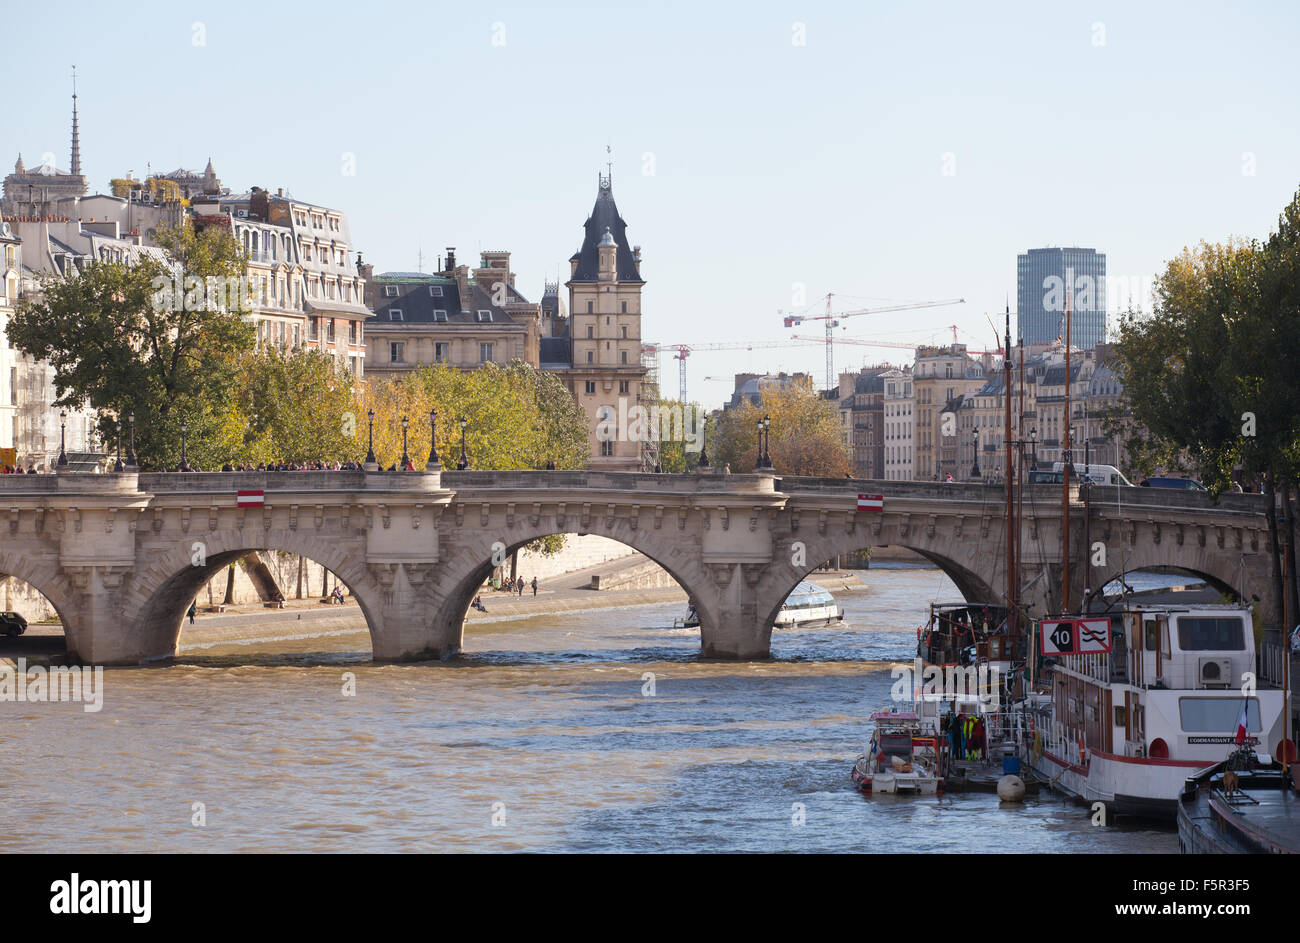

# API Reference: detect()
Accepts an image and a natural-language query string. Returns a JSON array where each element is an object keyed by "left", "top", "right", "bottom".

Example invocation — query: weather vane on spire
[{"left": 605, "top": 142, "right": 613, "bottom": 186}]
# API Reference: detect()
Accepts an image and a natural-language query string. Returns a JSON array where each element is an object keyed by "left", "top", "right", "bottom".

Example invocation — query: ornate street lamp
[
  {"left": 698, "top": 415, "right": 710, "bottom": 469},
  {"left": 457, "top": 417, "right": 469, "bottom": 470},
  {"left": 113, "top": 419, "right": 124, "bottom": 473},
  {"left": 179, "top": 419, "right": 189, "bottom": 472},
  {"left": 971, "top": 428, "right": 981, "bottom": 480},
  {"left": 56, "top": 409, "right": 68, "bottom": 468},
  {"left": 754, "top": 417, "right": 765, "bottom": 471},
  {"left": 426, "top": 409, "right": 441, "bottom": 470},
  {"left": 365, "top": 408, "right": 376, "bottom": 467},
  {"left": 126, "top": 411, "right": 137, "bottom": 468},
  {"left": 1029, "top": 427, "right": 1038, "bottom": 471},
  {"left": 400, "top": 415, "right": 410, "bottom": 469},
  {"left": 762, "top": 414, "right": 772, "bottom": 468}
]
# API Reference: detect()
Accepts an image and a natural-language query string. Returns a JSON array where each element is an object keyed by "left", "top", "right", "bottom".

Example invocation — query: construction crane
[
  {"left": 816, "top": 334, "right": 1004, "bottom": 357},
  {"left": 780, "top": 294, "right": 966, "bottom": 390},
  {"left": 643, "top": 338, "right": 822, "bottom": 403}
]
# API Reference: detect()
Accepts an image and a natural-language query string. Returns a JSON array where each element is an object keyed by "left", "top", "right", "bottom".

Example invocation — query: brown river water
[{"left": 0, "top": 564, "right": 1176, "bottom": 853}]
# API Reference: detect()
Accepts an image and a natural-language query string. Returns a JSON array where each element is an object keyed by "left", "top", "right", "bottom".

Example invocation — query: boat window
[
  {"left": 1176, "top": 617, "right": 1245, "bottom": 651},
  {"left": 1178, "top": 697, "right": 1260, "bottom": 733},
  {"left": 1143, "top": 618, "right": 1159, "bottom": 651}
]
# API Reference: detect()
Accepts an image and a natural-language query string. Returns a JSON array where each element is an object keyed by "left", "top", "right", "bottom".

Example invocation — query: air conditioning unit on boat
[{"left": 1197, "top": 657, "right": 1232, "bottom": 689}]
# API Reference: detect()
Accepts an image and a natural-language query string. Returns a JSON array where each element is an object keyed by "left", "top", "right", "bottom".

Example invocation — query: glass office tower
[{"left": 1016, "top": 247, "right": 1106, "bottom": 349}]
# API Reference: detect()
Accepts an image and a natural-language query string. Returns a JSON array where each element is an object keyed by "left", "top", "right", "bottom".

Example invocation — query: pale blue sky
[{"left": 8, "top": 1, "right": 1300, "bottom": 407}]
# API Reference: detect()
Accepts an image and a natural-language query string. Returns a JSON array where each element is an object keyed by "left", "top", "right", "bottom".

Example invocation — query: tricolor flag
[
  {"left": 1235, "top": 702, "right": 1249, "bottom": 746},
  {"left": 237, "top": 490, "right": 265, "bottom": 508},
  {"left": 857, "top": 494, "right": 883, "bottom": 512}
]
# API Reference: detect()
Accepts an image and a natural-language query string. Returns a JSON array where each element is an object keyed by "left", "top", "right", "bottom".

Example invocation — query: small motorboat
[{"left": 851, "top": 707, "right": 943, "bottom": 795}]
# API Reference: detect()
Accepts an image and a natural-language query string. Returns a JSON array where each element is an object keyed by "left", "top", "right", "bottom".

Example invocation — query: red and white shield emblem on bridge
[{"left": 857, "top": 494, "right": 883, "bottom": 512}]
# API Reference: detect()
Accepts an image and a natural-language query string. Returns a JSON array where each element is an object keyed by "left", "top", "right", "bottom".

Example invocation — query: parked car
[
  {"left": 1050, "top": 462, "right": 1134, "bottom": 486},
  {"left": 1139, "top": 476, "right": 1207, "bottom": 491},
  {"left": 0, "top": 611, "right": 28, "bottom": 636}
]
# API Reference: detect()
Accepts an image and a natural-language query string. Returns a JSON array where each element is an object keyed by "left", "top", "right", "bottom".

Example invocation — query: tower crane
[
  {"left": 643, "top": 338, "right": 823, "bottom": 403},
  {"left": 780, "top": 294, "right": 966, "bottom": 390}
]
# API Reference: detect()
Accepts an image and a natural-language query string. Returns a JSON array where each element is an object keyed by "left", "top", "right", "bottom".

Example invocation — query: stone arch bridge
[{"left": 0, "top": 470, "right": 1276, "bottom": 665}]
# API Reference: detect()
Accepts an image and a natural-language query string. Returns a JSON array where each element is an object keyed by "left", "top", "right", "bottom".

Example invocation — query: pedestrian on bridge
[{"left": 531, "top": 576, "right": 538, "bottom": 596}]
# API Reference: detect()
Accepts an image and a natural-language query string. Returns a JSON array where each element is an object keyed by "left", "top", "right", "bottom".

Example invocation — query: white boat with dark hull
[
  {"left": 1017, "top": 604, "right": 1290, "bottom": 820},
  {"left": 676, "top": 581, "right": 843, "bottom": 629}
]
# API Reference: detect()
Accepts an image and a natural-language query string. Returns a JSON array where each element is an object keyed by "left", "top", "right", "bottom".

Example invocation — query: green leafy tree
[
  {"left": 712, "top": 380, "right": 850, "bottom": 477},
  {"left": 7, "top": 222, "right": 254, "bottom": 468}
]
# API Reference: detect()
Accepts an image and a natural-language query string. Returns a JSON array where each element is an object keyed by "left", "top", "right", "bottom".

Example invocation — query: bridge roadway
[{"left": 0, "top": 469, "right": 1275, "bottom": 664}]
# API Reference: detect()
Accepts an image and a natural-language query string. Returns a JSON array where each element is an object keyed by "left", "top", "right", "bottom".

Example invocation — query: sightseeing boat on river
[
  {"left": 676, "top": 580, "right": 843, "bottom": 630},
  {"left": 1016, "top": 604, "right": 1291, "bottom": 820}
]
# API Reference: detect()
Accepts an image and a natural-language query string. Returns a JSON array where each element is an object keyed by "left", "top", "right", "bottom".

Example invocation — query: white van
[{"left": 1051, "top": 462, "right": 1133, "bottom": 487}]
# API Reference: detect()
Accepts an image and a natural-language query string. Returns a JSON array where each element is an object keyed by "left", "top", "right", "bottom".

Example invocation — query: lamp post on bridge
[
  {"left": 457, "top": 417, "right": 469, "bottom": 470},
  {"left": 113, "top": 419, "right": 123, "bottom": 473},
  {"left": 426, "top": 409, "right": 441, "bottom": 471},
  {"left": 970, "top": 428, "right": 981, "bottom": 480},
  {"left": 762, "top": 414, "right": 772, "bottom": 468},
  {"left": 364, "top": 409, "right": 377, "bottom": 470},
  {"left": 400, "top": 415, "right": 410, "bottom": 470},
  {"left": 56, "top": 409, "right": 68, "bottom": 469},
  {"left": 178, "top": 419, "right": 190, "bottom": 472},
  {"left": 126, "top": 411, "right": 137, "bottom": 469},
  {"left": 698, "top": 415, "right": 709, "bottom": 469}
]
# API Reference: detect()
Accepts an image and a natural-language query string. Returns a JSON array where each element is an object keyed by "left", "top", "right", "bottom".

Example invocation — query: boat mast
[
  {"left": 1004, "top": 304, "right": 1016, "bottom": 628},
  {"left": 1061, "top": 292, "right": 1073, "bottom": 614}
]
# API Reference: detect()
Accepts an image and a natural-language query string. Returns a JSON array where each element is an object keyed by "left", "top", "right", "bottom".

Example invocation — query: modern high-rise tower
[{"left": 1016, "top": 247, "right": 1106, "bottom": 349}]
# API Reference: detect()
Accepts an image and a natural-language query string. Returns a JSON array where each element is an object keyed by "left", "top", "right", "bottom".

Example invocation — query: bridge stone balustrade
[{"left": 0, "top": 471, "right": 1279, "bottom": 664}]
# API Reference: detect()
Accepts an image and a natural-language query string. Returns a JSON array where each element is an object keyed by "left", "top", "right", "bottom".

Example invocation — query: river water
[{"left": 1, "top": 563, "right": 1177, "bottom": 853}]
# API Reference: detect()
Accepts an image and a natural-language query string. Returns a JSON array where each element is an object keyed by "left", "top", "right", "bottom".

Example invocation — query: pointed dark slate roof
[{"left": 569, "top": 176, "right": 643, "bottom": 283}]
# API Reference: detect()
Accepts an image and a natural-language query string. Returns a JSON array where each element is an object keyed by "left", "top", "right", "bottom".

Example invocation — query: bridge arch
[
  {"left": 751, "top": 529, "right": 1005, "bottom": 644},
  {"left": 127, "top": 530, "right": 384, "bottom": 659},
  {"left": 429, "top": 518, "right": 718, "bottom": 657},
  {"left": 0, "top": 549, "right": 79, "bottom": 643}
]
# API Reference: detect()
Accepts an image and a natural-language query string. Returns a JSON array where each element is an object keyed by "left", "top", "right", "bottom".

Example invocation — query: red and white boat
[{"left": 1017, "top": 604, "right": 1290, "bottom": 819}]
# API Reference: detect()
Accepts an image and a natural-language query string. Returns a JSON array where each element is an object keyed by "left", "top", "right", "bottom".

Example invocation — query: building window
[
  {"left": 620, "top": 351, "right": 628, "bottom": 364},
  {"left": 293, "top": 325, "right": 300, "bottom": 347},
  {"left": 435, "top": 343, "right": 449, "bottom": 363},
  {"left": 433, "top": 310, "right": 448, "bottom": 322},
  {"left": 430, "top": 286, "right": 443, "bottom": 297},
  {"left": 390, "top": 309, "right": 403, "bottom": 321},
  {"left": 619, "top": 380, "right": 630, "bottom": 394},
  {"left": 327, "top": 320, "right": 336, "bottom": 343},
  {"left": 390, "top": 342, "right": 404, "bottom": 363},
  {"left": 585, "top": 381, "right": 596, "bottom": 394},
  {"left": 587, "top": 326, "right": 594, "bottom": 338},
  {"left": 349, "top": 321, "right": 358, "bottom": 344},
  {"left": 477, "top": 310, "right": 492, "bottom": 322},
  {"left": 479, "top": 343, "right": 494, "bottom": 362},
  {"left": 621, "top": 301, "right": 627, "bottom": 313},
  {"left": 587, "top": 302, "right": 593, "bottom": 313},
  {"left": 384, "top": 285, "right": 398, "bottom": 297},
  {"left": 600, "top": 440, "right": 614, "bottom": 457},
  {"left": 587, "top": 351, "right": 594, "bottom": 364},
  {"left": 621, "top": 326, "right": 627, "bottom": 338}
]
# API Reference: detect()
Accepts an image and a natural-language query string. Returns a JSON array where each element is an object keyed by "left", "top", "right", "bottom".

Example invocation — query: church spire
[{"left": 70, "top": 66, "right": 82, "bottom": 177}]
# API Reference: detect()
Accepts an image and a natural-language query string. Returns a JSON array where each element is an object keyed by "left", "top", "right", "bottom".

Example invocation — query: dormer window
[
  {"left": 476, "top": 310, "right": 492, "bottom": 322},
  {"left": 390, "top": 309, "right": 403, "bottom": 321},
  {"left": 429, "top": 286, "right": 443, "bottom": 297},
  {"left": 433, "top": 310, "right": 448, "bottom": 322},
  {"left": 384, "top": 285, "right": 398, "bottom": 297}
]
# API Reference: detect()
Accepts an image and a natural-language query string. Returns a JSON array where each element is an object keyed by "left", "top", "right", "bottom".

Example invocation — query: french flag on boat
[
  {"left": 237, "top": 490, "right": 264, "bottom": 508},
  {"left": 857, "top": 494, "right": 883, "bottom": 512},
  {"left": 1235, "top": 702, "right": 1249, "bottom": 746}
]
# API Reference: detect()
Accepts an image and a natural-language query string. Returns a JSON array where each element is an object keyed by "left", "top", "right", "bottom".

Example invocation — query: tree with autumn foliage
[{"left": 710, "top": 378, "right": 851, "bottom": 477}]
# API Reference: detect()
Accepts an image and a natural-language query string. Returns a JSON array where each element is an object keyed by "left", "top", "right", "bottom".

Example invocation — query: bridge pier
[
  {"left": 697, "top": 563, "right": 775, "bottom": 659},
  {"left": 366, "top": 562, "right": 462, "bottom": 661}
]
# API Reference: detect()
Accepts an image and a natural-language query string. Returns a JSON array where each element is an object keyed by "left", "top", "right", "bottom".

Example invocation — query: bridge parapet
[
  {"left": 441, "top": 470, "right": 778, "bottom": 493},
  {"left": 138, "top": 470, "right": 446, "bottom": 494}
]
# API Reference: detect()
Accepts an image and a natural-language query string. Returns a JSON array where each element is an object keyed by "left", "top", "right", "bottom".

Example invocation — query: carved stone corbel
[
  {"left": 480, "top": 503, "right": 491, "bottom": 528},
  {"left": 654, "top": 505, "right": 664, "bottom": 530},
  {"left": 581, "top": 503, "right": 592, "bottom": 530},
  {"left": 817, "top": 509, "right": 827, "bottom": 535},
  {"left": 629, "top": 505, "right": 639, "bottom": 531},
  {"left": 506, "top": 502, "right": 516, "bottom": 529},
  {"left": 531, "top": 502, "right": 541, "bottom": 527},
  {"left": 289, "top": 504, "right": 299, "bottom": 530}
]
